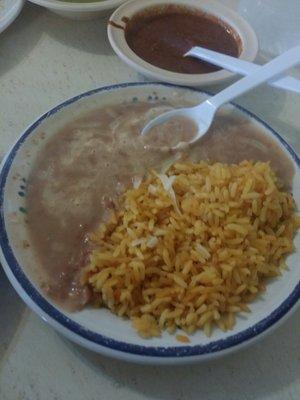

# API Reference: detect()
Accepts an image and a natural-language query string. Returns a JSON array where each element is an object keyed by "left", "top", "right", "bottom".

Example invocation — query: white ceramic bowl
[
  {"left": 108, "top": 0, "right": 258, "bottom": 87},
  {"left": 0, "top": 0, "right": 24, "bottom": 34},
  {"left": 27, "top": 0, "right": 126, "bottom": 20},
  {"left": 0, "top": 82, "right": 299, "bottom": 365}
]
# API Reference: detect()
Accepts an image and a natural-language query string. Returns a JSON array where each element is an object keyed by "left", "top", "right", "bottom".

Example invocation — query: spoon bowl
[{"left": 141, "top": 103, "right": 216, "bottom": 149}]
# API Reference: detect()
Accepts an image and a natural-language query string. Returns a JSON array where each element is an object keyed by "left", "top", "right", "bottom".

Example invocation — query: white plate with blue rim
[
  {"left": 0, "top": 82, "right": 299, "bottom": 365},
  {"left": 0, "top": 0, "right": 23, "bottom": 34}
]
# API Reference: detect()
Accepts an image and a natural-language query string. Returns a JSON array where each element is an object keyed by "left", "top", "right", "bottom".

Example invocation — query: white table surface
[{"left": 0, "top": 1, "right": 299, "bottom": 399}]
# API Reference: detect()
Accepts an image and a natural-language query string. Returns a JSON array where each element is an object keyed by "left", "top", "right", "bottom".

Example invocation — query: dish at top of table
[
  {"left": 123, "top": 4, "right": 242, "bottom": 74},
  {"left": 107, "top": 1, "right": 258, "bottom": 87}
]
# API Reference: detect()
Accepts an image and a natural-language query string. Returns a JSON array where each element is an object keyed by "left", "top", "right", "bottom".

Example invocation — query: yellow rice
[{"left": 83, "top": 161, "right": 299, "bottom": 338}]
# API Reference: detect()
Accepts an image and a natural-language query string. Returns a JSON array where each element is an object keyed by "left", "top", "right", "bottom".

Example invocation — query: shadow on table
[
  {"left": 0, "top": 267, "right": 25, "bottom": 360},
  {"left": 0, "top": 4, "right": 43, "bottom": 77},
  {"left": 70, "top": 308, "right": 300, "bottom": 400},
  {"left": 0, "top": 3, "right": 113, "bottom": 78},
  {"left": 44, "top": 11, "right": 113, "bottom": 57}
]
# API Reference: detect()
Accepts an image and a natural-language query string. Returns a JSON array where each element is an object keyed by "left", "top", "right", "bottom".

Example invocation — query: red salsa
[{"left": 124, "top": 5, "right": 241, "bottom": 74}]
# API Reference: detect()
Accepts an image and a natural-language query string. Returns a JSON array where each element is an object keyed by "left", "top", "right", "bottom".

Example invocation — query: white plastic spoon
[
  {"left": 185, "top": 46, "right": 300, "bottom": 94},
  {"left": 141, "top": 46, "right": 300, "bottom": 149}
]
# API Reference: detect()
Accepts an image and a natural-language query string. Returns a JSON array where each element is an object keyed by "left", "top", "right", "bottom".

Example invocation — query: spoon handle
[
  {"left": 186, "top": 46, "right": 300, "bottom": 94},
  {"left": 206, "top": 46, "right": 300, "bottom": 110}
]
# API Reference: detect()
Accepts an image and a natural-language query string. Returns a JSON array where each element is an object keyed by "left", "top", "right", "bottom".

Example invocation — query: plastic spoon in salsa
[
  {"left": 141, "top": 46, "right": 300, "bottom": 149},
  {"left": 185, "top": 46, "right": 300, "bottom": 94}
]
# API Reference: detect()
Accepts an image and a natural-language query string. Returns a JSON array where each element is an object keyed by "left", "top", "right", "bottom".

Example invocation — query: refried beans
[{"left": 25, "top": 101, "right": 294, "bottom": 311}]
